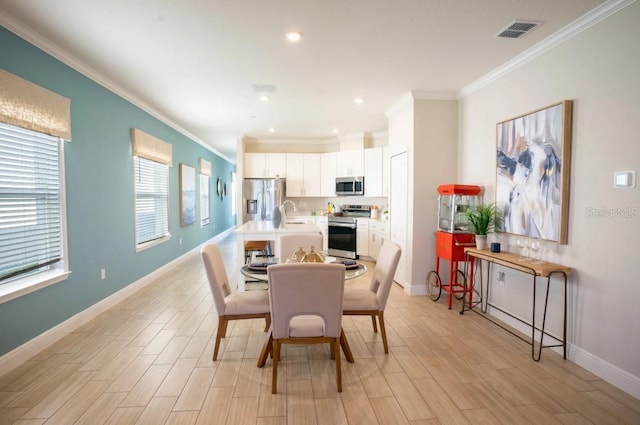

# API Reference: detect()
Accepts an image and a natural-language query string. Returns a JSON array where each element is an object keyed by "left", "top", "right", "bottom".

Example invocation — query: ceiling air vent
[{"left": 496, "top": 21, "right": 539, "bottom": 39}]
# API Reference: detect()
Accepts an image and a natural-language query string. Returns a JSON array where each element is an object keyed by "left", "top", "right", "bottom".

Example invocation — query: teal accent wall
[{"left": 0, "top": 27, "right": 236, "bottom": 356}]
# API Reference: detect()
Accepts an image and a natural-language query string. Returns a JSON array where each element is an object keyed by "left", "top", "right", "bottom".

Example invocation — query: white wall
[{"left": 458, "top": 2, "right": 640, "bottom": 397}]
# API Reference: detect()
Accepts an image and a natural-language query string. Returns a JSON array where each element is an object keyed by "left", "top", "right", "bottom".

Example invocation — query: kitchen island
[{"left": 234, "top": 220, "right": 323, "bottom": 290}]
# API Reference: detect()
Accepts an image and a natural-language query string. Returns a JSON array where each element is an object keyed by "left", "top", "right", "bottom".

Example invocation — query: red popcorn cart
[{"left": 428, "top": 184, "right": 482, "bottom": 309}]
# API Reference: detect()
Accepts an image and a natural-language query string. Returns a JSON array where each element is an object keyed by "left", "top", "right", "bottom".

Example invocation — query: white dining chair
[
  {"left": 265, "top": 262, "right": 346, "bottom": 393},
  {"left": 342, "top": 241, "right": 401, "bottom": 354},
  {"left": 201, "top": 243, "right": 271, "bottom": 361},
  {"left": 277, "top": 232, "right": 323, "bottom": 261}
]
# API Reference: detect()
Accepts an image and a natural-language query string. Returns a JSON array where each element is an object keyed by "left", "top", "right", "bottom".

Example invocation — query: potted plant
[{"left": 464, "top": 203, "right": 502, "bottom": 249}]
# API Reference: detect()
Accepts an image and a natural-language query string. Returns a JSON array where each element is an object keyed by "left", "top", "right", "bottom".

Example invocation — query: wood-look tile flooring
[{"left": 1, "top": 234, "right": 639, "bottom": 425}]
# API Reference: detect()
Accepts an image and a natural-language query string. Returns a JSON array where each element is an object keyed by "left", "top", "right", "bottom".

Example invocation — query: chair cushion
[
  {"left": 224, "top": 290, "right": 270, "bottom": 315},
  {"left": 343, "top": 287, "right": 378, "bottom": 311},
  {"left": 289, "top": 315, "right": 324, "bottom": 337}
]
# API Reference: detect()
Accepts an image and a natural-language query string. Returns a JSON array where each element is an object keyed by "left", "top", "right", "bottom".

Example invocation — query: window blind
[
  {"left": 0, "top": 123, "right": 62, "bottom": 283},
  {"left": 134, "top": 156, "right": 169, "bottom": 245}
]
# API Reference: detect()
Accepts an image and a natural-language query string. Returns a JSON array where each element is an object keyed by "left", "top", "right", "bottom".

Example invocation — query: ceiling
[{"left": 0, "top": 0, "right": 607, "bottom": 162}]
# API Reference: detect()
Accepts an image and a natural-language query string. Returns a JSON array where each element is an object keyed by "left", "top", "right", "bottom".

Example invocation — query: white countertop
[{"left": 235, "top": 220, "right": 321, "bottom": 234}]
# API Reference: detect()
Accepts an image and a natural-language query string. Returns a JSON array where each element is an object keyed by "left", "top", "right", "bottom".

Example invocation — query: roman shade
[
  {"left": 130, "top": 128, "right": 172, "bottom": 166},
  {"left": 199, "top": 158, "right": 212, "bottom": 176},
  {"left": 0, "top": 69, "right": 71, "bottom": 141}
]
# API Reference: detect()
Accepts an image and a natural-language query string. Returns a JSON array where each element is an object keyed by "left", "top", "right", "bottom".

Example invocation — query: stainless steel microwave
[{"left": 335, "top": 176, "right": 364, "bottom": 196}]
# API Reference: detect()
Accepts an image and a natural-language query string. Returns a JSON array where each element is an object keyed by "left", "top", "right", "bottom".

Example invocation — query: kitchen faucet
[
  {"left": 280, "top": 200, "right": 297, "bottom": 225},
  {"left": 280, "top": 200, "right": 297, "bottom": 214}
]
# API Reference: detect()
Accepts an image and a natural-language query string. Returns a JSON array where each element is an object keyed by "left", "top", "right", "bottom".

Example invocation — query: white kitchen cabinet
[
  {"left": 321, "top": 152, "right": 336, "bottom": 196},
  {"left": 285, "top": 153, "right": 321, "bottom": 197},
  {"left": 336, "top": 150, "right": 364, "bottom": 177},
  {"left": 356, "top": 218, "right": 369, "bottom": 257},
  {"left": 364, "top": 147, "right": 383, "bottom": 197},
  {"left": 244, "top": 153, "right": 287, "bottom": 178},
  {"left": 316, "top": 216, "right": 328, "bottom": 251},
  {"left": 369, "top": 220, "right": 389, "bottom": 260}
]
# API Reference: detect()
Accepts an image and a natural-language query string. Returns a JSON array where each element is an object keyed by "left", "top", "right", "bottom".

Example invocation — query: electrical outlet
[
  {"left": 101, "top": 268, "right": 106, "bottom": 280},
  {"left": 179, "top": 238, "right": 183, "bottom": 245}
]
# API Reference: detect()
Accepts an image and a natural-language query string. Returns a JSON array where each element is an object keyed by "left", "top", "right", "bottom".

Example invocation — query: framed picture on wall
[
  {"left": 496, "top": 100, "right": 573, "bottom": 244},
  {"left": 180, "top": 163, "right": 196, "bottom": 226}
]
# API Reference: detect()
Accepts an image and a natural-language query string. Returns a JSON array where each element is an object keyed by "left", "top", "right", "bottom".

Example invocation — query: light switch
[{"left": 614, "top": 171, "right": 635, "bottom": 188}]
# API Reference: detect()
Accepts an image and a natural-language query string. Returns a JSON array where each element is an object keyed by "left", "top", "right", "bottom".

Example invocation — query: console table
[{"left": 461, "top": 247, "right": 572, "bottom": 361}]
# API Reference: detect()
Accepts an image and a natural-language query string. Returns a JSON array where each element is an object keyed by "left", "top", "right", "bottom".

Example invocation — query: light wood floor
[{"left": 1, "top": 234, "right": 639, "bottom": 425}]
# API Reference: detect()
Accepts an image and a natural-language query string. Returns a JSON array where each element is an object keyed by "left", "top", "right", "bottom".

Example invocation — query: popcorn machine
[{"left": 428, "top": 184, "right": 482, "bottom": 309}]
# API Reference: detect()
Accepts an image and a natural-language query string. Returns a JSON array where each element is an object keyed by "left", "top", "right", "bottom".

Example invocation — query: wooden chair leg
[
  {"left": 272, "top": 340, "right": 280, "bottom": 394},
  {"left": 212, "top": 317, "right": 228, "bottom": 361},
  {"left": 378, "top": 311, "right": 389, "bottom": 354},
  {"left": 371, "top": 314, "right": 378, "bottom": 332},
  {"left": 335, "top": 337, "right": 342, "bottom": 392}
]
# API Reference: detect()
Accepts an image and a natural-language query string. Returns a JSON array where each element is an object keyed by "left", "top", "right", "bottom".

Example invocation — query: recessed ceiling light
[
  {"left": 286, "top": 31, "right": 302, "bottom": 42},
  {"left": 354, "top": 97, "right": 364, "bottom": 104},
  {"left": 268, "top": 127, "right": 275, "bottom": 133},
  {"left": 259, "top": 95, "right": 269, "bottom": 103},
  {"left": 332, "top": 128, "right": 339, "bottom": 134}
]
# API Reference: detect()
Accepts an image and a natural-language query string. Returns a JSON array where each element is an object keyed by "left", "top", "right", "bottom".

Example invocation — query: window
[
  {"left": 200, "top": 174, "right": 210, "bottom": 226},
  {"left": 130, "top": 128, "right": 172, "bottom": 250},
  {"left": 134, "top": 156, "right": 170, "bottom": 248},
  {"left": 0, "top": 122, "right": 66, "bottom": 286}
]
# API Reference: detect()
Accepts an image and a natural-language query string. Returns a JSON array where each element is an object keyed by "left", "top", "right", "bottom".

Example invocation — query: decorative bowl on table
[{"left": 301, "top": 246, "right": 324, "bottom": 263}]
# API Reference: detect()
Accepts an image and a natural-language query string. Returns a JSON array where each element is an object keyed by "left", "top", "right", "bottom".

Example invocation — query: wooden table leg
[
  {"left": 340, "top": 328, "right": 354, "bottom": 363},
  {"left": 257, "top": 330, "right": 273, "bottom": 368}
]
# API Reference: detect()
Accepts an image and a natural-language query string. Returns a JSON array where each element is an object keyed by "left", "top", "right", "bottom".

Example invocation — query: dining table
[
  {"left": 240, "top": 258, "right": 367, "bottom": 282},
  {"left": 249, "top": 258, "right": 368, "bottom": 368}
]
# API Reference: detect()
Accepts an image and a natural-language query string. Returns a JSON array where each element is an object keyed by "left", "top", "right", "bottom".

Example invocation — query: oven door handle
[{"left": 329, "top": 222, "right": 357, "bottom": 229}]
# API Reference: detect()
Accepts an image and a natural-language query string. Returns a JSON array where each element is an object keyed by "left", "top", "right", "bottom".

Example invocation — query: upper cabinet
[
  {"left": 285, "top": 153, "right": 321, "bottom": 197},
  {"left": 336, "top": 150, "right": 364, "bottom": 177},
  {"left": 321, "top": 152, "right": 337, "bottom": 197},
  {"left": 244, "top": 153, "right": 287, "bottom": 178},
  {"left": 364, "top": 147, "right": 383, "bottom": 197}
]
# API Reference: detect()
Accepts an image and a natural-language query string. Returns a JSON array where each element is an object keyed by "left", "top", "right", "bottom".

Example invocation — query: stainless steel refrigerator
[{"left": 242, "top": 178, "right": 286, "bottom": 223}]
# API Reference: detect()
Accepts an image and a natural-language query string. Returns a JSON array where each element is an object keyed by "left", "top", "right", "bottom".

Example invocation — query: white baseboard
[
  {"left": 0, "top": 229, "right": 232, "bottom": 377},
  {"left": 569, "top": 343, "right": 640, "bottom": 400},
  {"left": 487, "top": 307, "right": 640, "bottom": 400}
]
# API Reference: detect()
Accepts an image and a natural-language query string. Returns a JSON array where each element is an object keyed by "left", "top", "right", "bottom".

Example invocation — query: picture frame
[
  {"left": 179, "top": 163, "right": 196, "bottom": 226},
  {"left": 496, "top": 100, "right": 573, "bottom": 244}
]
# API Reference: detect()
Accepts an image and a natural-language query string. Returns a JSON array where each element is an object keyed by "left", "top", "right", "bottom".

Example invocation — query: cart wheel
[
  {"left": 427, "top": 271, "right": 442, "bottom": 301},
  {"left": 454, "top": 270, "right": 466, "bottom": 300}
]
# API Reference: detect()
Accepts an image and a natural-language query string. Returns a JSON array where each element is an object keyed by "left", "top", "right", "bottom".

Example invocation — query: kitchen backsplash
[{"left": 285, "top": 196, "right": 388, "bottom": 217}]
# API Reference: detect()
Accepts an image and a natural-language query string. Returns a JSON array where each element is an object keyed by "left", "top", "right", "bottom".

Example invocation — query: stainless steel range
[{"left": 327, "top": 205, "right": 371, "bottom": 259}]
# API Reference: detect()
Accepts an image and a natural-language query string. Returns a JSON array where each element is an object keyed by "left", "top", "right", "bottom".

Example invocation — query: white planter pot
[{"left": 475, "top": 235, "right": 487, "bottom": 250}]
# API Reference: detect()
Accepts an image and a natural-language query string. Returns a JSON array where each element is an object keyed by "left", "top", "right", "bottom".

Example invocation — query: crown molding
[
  {"left": 385, "top": 90, "right": 458, "bottom": 118},
  {"left": 384, "top": 91, "right": 414, "bottom": 118},
  {"left": 0, "top": 16, "right": 235, "bottom": 164},
  {"left": 458, "top": 0, "right": 637, "bottom": 98},
  {"left": 411, "top": 90, "right": 458, "bottom": 101}
]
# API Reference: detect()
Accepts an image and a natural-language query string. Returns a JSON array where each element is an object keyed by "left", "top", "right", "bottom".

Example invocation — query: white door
[{"left": 389, "top": 151, "right": 408, "bottom": 287}]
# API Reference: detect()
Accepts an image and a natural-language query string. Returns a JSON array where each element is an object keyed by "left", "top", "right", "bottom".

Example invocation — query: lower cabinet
[
  {"left": 356, "top": 218, "right": 369, "bottom": 257},
  {"left": 369, "top": 221, "right": 389, "bottom": 260},
  {"left": 316, "top": 216, "right": 328, "bottom": 252}
]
